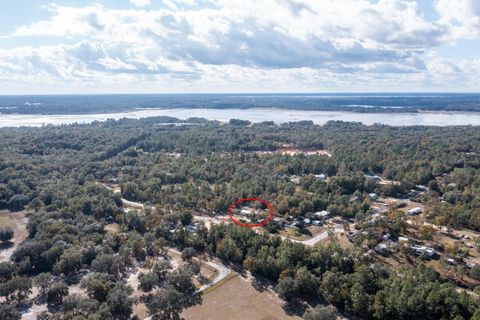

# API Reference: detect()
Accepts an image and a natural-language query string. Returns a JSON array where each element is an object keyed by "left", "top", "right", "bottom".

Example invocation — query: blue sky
[{"left": 0, "top": 0, "right": 479, "bottom": 94}]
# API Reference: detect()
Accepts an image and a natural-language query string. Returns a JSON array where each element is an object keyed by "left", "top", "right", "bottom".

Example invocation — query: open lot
[
  {"left": 182, "top": 273, "right": 302, "bottom": 320},
  {"left": 0, "top": 209, "right": 28, "bottom": 262}
]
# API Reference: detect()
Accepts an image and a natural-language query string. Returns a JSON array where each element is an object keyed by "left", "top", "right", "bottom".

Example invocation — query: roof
[{"left": 314, "top": 210, "right": 330, "bottom": 217}]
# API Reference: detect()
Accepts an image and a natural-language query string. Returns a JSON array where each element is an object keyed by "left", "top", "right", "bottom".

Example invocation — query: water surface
[{"left": 1, "top": 108, "right": 480, "bottom": 127}]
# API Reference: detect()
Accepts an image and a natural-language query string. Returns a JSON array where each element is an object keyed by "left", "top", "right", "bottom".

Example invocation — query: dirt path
[
  {"left": 168, "top": 248, "right": 232, "bottom": 293},
  {"left": 0, "top": 210, "right": 28, "bottom": 262},
  {"left": 274, "top": 224, "right": 345, "bottom": 247},
  {"left": 142, "top": 250, "right": 232, "bottom": 320}
]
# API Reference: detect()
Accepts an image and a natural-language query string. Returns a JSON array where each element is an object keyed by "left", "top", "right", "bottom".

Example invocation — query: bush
[
  {"left": 0, "top": 262, "right": 15, "bottom": 283},
  {"left": 46, "top": 282, "right": 69, "bottom": 306},
  {"left": 303, "top": 305, "right": 337, "bottom": 320},
  {"left": 7, "top": 195, "right": 29, "bottom": 211},
  {"left": 0, "top": 303, "right": 21, "bottom": 320},
  {"left": 0, "top": 227, "right": 14, "bottom": 242}
]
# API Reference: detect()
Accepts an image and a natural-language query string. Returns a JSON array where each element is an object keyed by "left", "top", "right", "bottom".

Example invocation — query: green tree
[
  {"left": 147, "top": 287, "right": 184, "bottom": 320},
  {"left": 138, "top": 272, "right": 159, "bottom": 293},
  {"left": 81, "top": 273, "right": 116, "bottom": 302},
  {"left": 276, "top": 277, "right": 298, "bottom": 301},
  {"left": 0, "top": 262, "right": 15, "bottom": 283},
  {"left": 33, "top": 273, "right": 53, "bottom": 298},
  {"left": 181, "top": 247, "right": 196, "bottom": 262},
  {"left": 303, "top": 305, "right": 337, "bottom": 320},
  {"left": 62, "top": 294, "right": 99, "bottom": 318},
  {"left": 0, "top": 304, "right": 21, "bottom": 320},
  {"left": 0, "top": 227, "right": 14, "bottom": 242},
  {"left": 106, "top": 282, "right": 135, "bottom": 320},
  {"left": 46, "top": 282, "right": 69, "bottom": 306}
]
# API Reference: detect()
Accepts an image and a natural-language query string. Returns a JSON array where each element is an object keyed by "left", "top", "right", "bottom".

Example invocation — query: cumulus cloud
[
  {"left": 0, "top": 0, "right": 479, "bottom": 93},
  {"left": 130, "top": 0, "right": 151, "bottom": 7},
  {"left": 435, "top": 0, "right": 480, "bottom": 38}
]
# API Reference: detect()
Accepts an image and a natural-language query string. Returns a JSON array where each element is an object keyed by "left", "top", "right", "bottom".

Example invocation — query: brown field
[
  {"left": 104, "top": 222, "right": 120, "bottom": 234},
  {"left": 182, "top": 273, "right": 302, "bottom": 320},
  {"left": 0, "top": 210, "right": 28, "bottom": 262}
]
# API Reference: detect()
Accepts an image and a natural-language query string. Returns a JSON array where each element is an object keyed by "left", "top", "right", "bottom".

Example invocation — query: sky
[{"left": 0, "top": 0, "right": 479, "bottom": 94}]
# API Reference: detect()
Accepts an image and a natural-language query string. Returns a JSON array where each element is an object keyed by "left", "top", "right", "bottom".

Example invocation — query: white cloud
[
  {"left": 435, "top": 0, "right": 480, "bottom": 38},
  {"left": 0, "top": 0, "right": 479, "bottom": 93},
  {"left": 130, "top": 0, "right": 151, "bottom": 7}
]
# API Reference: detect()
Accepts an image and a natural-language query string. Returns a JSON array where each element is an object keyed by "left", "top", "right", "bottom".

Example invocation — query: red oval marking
[{"left": 228, "top": 197, "right": 274, "bottom": 228}]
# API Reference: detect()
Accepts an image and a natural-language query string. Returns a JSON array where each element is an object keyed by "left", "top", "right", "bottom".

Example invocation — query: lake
[{"left": 1, "top": 108, "right": 480, "bottom": 127}]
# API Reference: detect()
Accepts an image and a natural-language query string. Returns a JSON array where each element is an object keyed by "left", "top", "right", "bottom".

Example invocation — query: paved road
[
  {"left": 198, "top": 260, "right": 231, "bottom": 292},
  {"left": 121, "top": 198, "right": 144, "bottom": 209},
  {"left": 168, "top": 248, "right": 232, "bottom": 293},
  {"left": 279, "top": 224, "right": 344, "bottom": 246},
  {"left": 98, "top": 183, "right": 145, "bottom": 209},
  {"left": 286, "top": 231, "right": 329, "bottom": 246},
  {"left": 143, "top": 250, "right": 232, "bottom": 320},
  {"left": 112, "top": 182, "right": 339, "bottom": 248}
]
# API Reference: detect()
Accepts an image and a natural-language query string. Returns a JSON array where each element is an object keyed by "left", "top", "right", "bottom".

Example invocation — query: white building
[
  {"left": 290, "top": 176, "right": 300, "bottom": 184},
  {"left": 314, "top": 210, "right": 330, "bottom": 219},
  {"left": 240, "top": 208, "right": 253, "bottom": 215},
  {"left": 411, "top": 245, "right": 435, "bottom": 257},
  {"left": 407, "top": 207, "right": 422, "bottom": 215}
]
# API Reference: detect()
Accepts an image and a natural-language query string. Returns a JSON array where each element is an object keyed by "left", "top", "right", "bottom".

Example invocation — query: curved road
[
  {"left": 144, "top": 250, "right": 232, "bottom": 320},
  {"left": 198, "top": 260, "right": 231, "bottom": 292},
  {"left": 276, "top": 224, "right": 345, "bottom": 246},
  {"left": 102, "top": 181, "right": 340, "bottom": 247},
  {"left": 168, "top": 248, "right": 231, "bottom": 293}
]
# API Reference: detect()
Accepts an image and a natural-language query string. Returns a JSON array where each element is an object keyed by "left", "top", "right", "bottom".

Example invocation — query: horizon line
[{"left": 1, "top": 91, "right": 480, "bottom": 97}]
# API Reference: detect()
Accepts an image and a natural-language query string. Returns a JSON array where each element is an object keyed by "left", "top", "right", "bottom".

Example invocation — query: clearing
[
  {"left": 0, "top": 210, "right": 28, "bottom": 262},
  {"left": 182, "top": 273, "right": 302, "bottom": 320}
]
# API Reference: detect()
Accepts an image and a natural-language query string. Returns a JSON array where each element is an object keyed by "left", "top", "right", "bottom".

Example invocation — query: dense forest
[
  {"left": 1, "top": 93, "right": 480, "bottom": 114},
  {"left": 1, "top": 117, "right": 480, "bottom": 319}
]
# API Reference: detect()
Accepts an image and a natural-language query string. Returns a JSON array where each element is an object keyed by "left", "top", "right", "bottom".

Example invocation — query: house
[
  {"left": 347, "top": 230, "right": 359, "bottom": 242},
  {"left": 314, "top": 174, "right": 326, "bottom": 180},
  {"left": 290, "top": 176, "right": 300, "bottom": 184},
  {"left": 411, "top": 245, "right": 435, "bottom": 257},
  {"left": 304, "top": 218, "right": 311, "bottom": 224},
  {"left": 312, "top": 220, "right": 322, "bottom": 226},
  {"left": 273, "top": 217, "right": 285, "bottom": 226},
  {"left": 466, "top": 242, "right": 474, "bottom": 248},
  {"left": 185, "top": 224, "right": 198, "bottom": 233},
  {"left": 416, "top": 185, "right": 428, "bottom": 191},
  {"left": 314, "top": 210, "right": 330, "bottom": 219},
  {"left": 374, "top": 243, "right": 390, "bottom": 256},
  {"left": 407, "top": 207, "right": 422, "bottom": 215},
  {"left": 285, "top": 222, "right": 298, "bottom": 229},
  {"left": 371, "top": 213, "right": 382, "bottom": 221},
  {"left": 364, "top": 174, "right": 381, "bottom": 181},
  {"left": 108, "top": 177, "right": 119, "bottom": 184},
  {"left": 240, "top": 208, "right": 253, "bottom": 215},
  {"left": 383, "top": 233, "right": 391, "bottom": 241},
  {"left": 398, "top": 236, "right": 409, "bottom": 243}
]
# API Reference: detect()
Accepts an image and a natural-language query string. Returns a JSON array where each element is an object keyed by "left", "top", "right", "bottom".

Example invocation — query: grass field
[
  {"left": 182, "top": 273, "right": 302, "bottom": 320},
  {"left": 0, "top": 212, "right": 12, "bottom": 227}
]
